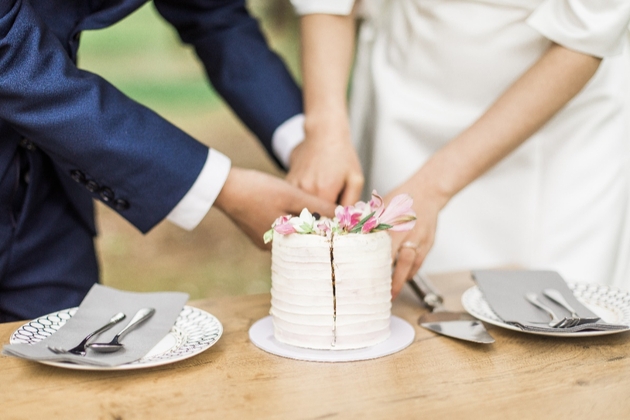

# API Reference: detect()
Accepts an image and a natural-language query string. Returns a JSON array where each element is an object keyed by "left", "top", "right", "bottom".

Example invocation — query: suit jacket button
[
  {"left": 70, "top": 170, "right": 86, "bottom": 184},
  {"left": 19, "top": 138, "right": 37, "bottom": 151},
  {"left": 114, "top": 199, "right": 129, "bottom": 211},
  {"left": 99, "top": 187, "right": 115, "bottom": 203},
  {"left": 85, "top": 180, "right": 99, "bottom": 193}
]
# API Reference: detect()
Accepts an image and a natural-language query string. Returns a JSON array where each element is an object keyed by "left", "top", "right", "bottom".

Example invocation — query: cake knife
[{"left": 409, "top": 272, "right": 495, "bottom": 344}]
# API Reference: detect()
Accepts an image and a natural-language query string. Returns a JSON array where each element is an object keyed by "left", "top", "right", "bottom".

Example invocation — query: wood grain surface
[{"left": 2, "top": 271, "right": 629, "bottom": 419}]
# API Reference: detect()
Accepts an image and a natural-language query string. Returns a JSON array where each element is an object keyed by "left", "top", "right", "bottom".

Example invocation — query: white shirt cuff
[
  {"left": 272, "top": 113, "right": 305, "bottom": 169},
  {"left": 291, "top": 0, "right": 355, "bottom": 15},
  {"left": 167, "top": 149, "right": 231, "bottom": 231}
]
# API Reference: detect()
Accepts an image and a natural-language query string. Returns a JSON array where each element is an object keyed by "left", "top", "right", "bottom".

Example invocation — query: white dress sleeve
[
  {"left": 527, "top": 0, "right": 630, "bottom": 57},
  {"left": 290, "top": 0, "right": 355, "bottom": 15}
]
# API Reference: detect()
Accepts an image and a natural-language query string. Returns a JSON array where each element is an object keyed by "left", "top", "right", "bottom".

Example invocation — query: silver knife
[{"left": 409, "top": 272, "right": 495, "bottom": 344}]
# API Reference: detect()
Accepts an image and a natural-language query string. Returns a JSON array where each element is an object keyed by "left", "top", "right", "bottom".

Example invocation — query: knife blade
[{"left": 409, "top": 272, "right": 495, "bottom": 344}]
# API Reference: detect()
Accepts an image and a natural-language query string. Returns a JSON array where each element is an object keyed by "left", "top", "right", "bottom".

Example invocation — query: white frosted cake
[{"left": 270, "top": 231, "right": 392, "bottom": 350}]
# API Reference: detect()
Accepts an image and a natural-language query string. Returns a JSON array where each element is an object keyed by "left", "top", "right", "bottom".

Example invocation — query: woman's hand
[
  {"left": 386, "top": 177, "right": 450, "bottom": 299},
  {"left": 288, "top": 12, "right": 360, "bottom": 205},
  {"left": 286, "top": 115, "right": 364, "bottom": 205}
]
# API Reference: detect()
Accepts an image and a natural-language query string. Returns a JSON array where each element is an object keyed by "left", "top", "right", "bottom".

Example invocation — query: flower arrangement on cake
[{"left": 263, "top": 190, "right": 417, "bottom": 243}]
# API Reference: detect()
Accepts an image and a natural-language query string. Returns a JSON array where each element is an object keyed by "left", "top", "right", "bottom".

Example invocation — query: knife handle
[{"left": 409, "top": 271, "right": 444, "bottom": 310}]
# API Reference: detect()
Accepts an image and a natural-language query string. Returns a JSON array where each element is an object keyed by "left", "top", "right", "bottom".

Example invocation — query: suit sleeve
[
  {"left": 153, "top": 0, "right": 303, "bottom": 158},
  {"left": 0, "top": 0, "right": 212, "bottom": 233}
]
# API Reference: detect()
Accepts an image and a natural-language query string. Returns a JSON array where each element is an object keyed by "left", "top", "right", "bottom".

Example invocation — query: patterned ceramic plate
[
  {"left": 462, "top": 283, "right": 630, "bottom": 337},
  {"left": 9, "top": 306, "right": 222, "bottom": 370}
]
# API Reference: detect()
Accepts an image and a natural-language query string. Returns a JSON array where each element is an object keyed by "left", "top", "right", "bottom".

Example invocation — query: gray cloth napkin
[
  {"left": 471, "top": 270, "right": 629, "bottom": 333},
  {"left": 3, "top": 284, "right": 188, "bottom": 367}
]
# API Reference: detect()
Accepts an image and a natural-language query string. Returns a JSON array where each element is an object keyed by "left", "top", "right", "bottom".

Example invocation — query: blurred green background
[{"left": 77, "top": 1, "right": 300, "bottom": 300}]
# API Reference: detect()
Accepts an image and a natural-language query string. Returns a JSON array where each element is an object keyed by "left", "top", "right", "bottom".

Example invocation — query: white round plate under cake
[
  {"left": 249, "top": 316, "right": 415, "bottom": 362},
  {"left": 462, "top": 282, "right": 630, "bottom": 337},
  {"left": 10, "top": 306, "right": 223, "bottom": 370}
]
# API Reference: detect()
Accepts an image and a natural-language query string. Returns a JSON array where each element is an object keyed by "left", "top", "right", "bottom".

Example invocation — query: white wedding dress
[{"left": 292, "top": 0, "right": 630, "bottom": 289}]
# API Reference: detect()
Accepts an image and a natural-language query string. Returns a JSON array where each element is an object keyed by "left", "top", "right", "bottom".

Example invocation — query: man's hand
[
  {"left": 214, "top": 167, "right": 336, "bottom": 249},
  {"left": 286, "top": 116, "right": 364, "bottom": 206}
]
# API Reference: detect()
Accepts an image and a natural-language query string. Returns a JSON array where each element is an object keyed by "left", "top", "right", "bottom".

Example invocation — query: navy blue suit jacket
[
  {"left": 0, "top": 0, "right": 302, "bottom": 234},
  {"left": 0, "top": 0, "right": 303, "bottom": 320}
]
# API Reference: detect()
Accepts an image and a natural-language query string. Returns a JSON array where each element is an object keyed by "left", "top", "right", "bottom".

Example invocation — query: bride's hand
[
  {"left": 386, "top": 182, "right": 447, "bottom": 299},
  {"left": 286, "top": 115, "right": 364, "bottom": 206}
]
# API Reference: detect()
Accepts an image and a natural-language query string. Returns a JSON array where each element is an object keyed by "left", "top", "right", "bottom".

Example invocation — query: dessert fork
[
  {"left": 542, "top": 288, "right": 600, "bottom": 325},
  {"left": 47, "top": 312, "right": 126, "bottom": 356},
  {"left": 525, "top": 293, "right": 578, "bottom": 328}
]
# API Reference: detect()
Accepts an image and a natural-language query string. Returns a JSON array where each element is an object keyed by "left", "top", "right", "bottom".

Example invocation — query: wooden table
[{"left": 2, "top": 271, "right": 630, "bottom": 419}]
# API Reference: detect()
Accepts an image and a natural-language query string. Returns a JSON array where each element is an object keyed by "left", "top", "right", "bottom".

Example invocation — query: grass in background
[
  {"left": 78, "top": 1, "right": 300, "bottom": 116},
  {"left": 78, "top": 4, "right": 221, "bottom": 115}
]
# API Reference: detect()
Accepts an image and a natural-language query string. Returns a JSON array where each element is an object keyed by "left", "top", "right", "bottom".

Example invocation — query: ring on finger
[{"left": 400, "top": 241, "right": 420, "bottom": 251}]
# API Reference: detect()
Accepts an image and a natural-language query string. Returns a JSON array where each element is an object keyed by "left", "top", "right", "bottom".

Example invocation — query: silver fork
[
  {"left": 47, "top": 312, "right": 126, "bottom": 356},
  {"left": 525, "top": 293, "right": 577, "bottom": 328},
  {"left": 543, "top": 288, "right": 600, "bottom": 325}
]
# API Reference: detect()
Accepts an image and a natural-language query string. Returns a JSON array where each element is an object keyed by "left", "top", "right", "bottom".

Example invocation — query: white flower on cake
[
  {"left": 266, "top": 191, "right": 418, "bottom": 351},
  {"left": 263, "top": 190, "right": 416, "bottom": 243}
]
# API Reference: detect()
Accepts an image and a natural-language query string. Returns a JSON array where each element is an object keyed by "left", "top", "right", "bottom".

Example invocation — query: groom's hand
[
  {"left": 286, "top": 116, "right": 364, "bottom": 206},
  {"left": 214, "top": 167, "right": 336, "bottom": 249}
]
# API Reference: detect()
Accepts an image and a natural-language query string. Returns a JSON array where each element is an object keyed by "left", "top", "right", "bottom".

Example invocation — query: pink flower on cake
[
  {"left": 368, "top": 190, "right": 384, "bottom": 211},
  {"left": 263, "top": 215, "right": 297, "bottom": 243},
  {"left": 273, "top": 215, "right": 297, "bottom": 235},
  {"left": 377, "top": 194, "right": 416, "bottom": 231},
  {"left": 317, "top": 221, "right": 332, "bottom": 234},
  {"left": 361, "top": 215, "right": 379, "bottom": 234},
  {"left": 335, "top": 205, "right": 362, "bottom": 230}
]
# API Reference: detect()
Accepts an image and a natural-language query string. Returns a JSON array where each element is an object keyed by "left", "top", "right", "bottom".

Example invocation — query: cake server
[{"left": 409, "top": 272, "right": 495, "bottom": 344}]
